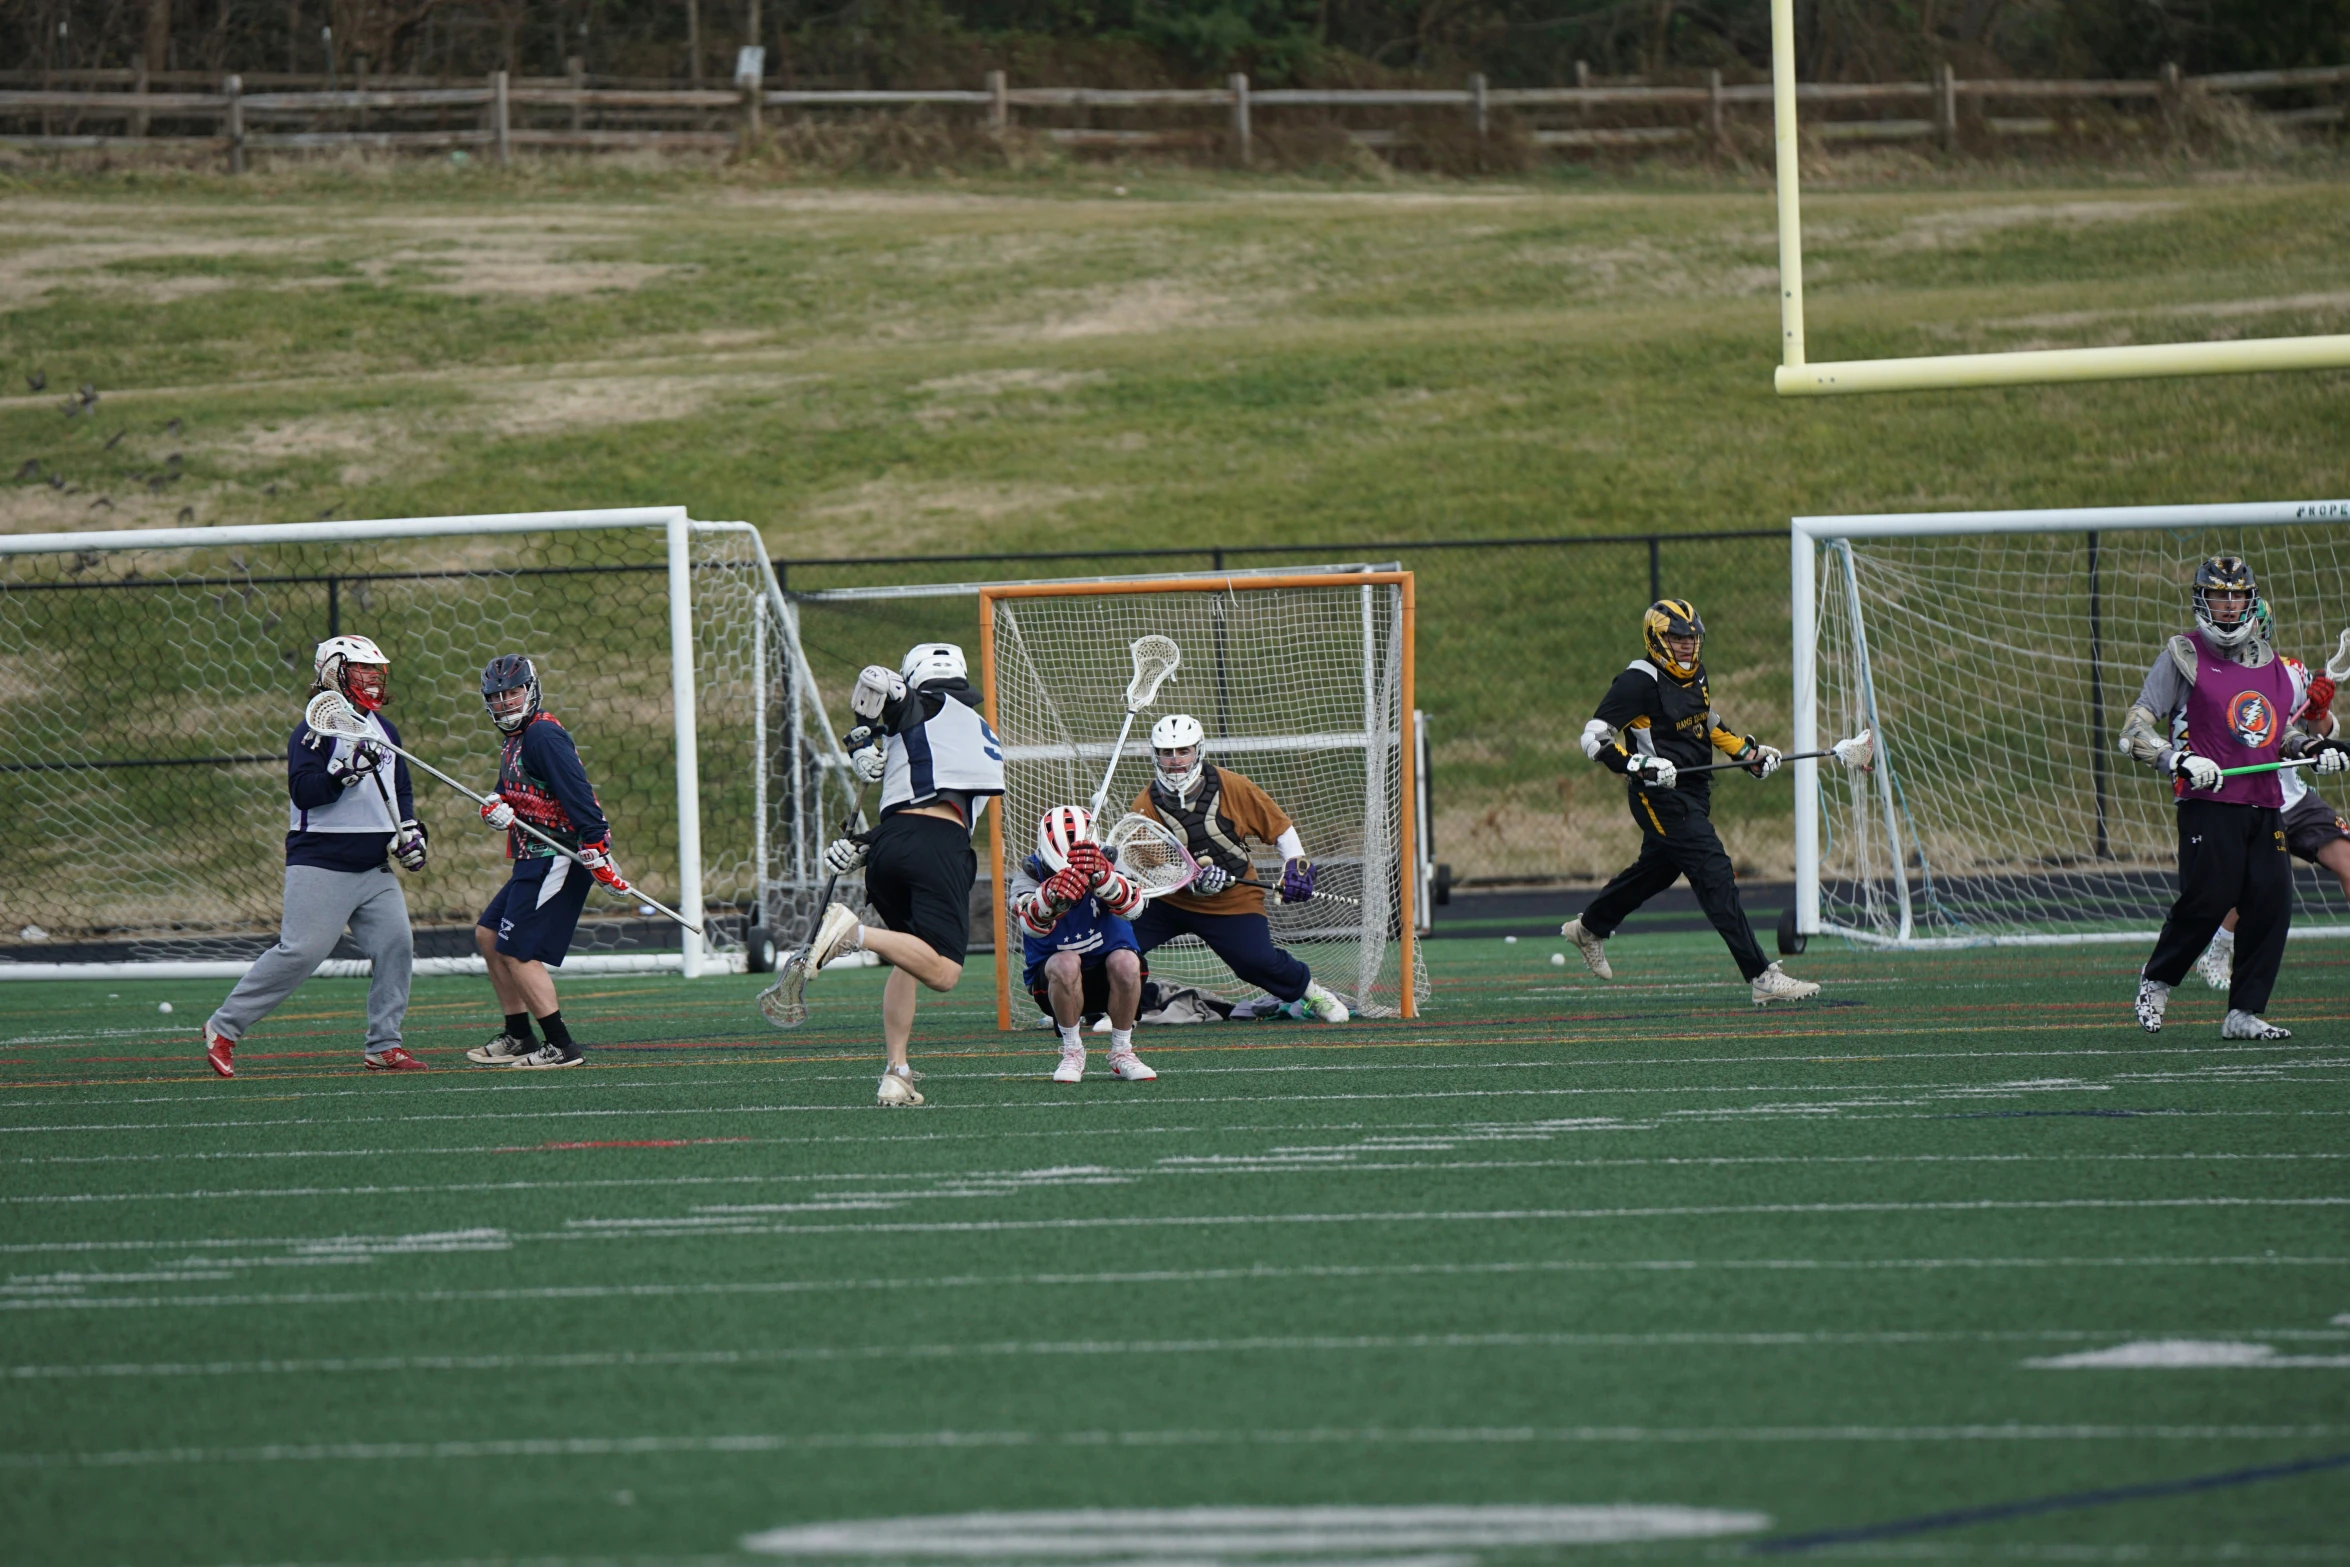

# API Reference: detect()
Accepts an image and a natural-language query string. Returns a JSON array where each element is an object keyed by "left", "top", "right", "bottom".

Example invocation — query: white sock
[
  {"left": 1109, "top": 1028, "right": 1134, "bottom": 1054},
  {"left": 1059, "top": 1024, "right": 1083, "bottom": 1052}
]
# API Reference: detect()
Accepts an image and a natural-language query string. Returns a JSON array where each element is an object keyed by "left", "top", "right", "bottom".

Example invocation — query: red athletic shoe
[
  {"left": 364, "top": 1047, "right": 427, "bottom": 1072},
  {"left": 204, "top": 1026, "right": 236, "bottom": 1079}
]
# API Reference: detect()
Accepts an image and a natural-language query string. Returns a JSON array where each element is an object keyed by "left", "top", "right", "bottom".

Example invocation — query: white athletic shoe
[
  {"left": 809, "top": 904, "right": 865, "bottom": 971},
  {"left": 511, "top": 1043, "right": 583, "bottom": 1069},
  {"left": 1296, "top": 981, "right": 1350, "bottom": 1023},
  {"left": 466, "top": 1031, "right": 532, "bottom": 1065},
  {"left": 2193, "top": 934, "right": 2235, "bottom": 991},
  {"left": 2222, "top": 1009, "right": 2292, "bottom": 1040},
  {"left": 876, "top": 1065, "right": 924, "bottom": 1107},
  {"left": 2135, "top": 977, "right": 2171, "bottom": 1034},
  {"left": 1106, "top": 1049, "right": 1157, "bottom": 1082},
  {"left": 1053, "top": 1044, "right": 1086, "bottom": 1084},
  {"left": 1561, "top": 917, "right": 1614, "bottom": 980},
  {"left": 1751, "top": 963, "right": 1819, "bottom": 1006}
]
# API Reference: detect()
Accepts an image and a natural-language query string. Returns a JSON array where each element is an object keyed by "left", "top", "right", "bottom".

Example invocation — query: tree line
[{"left": 11, "top": 0, "right": 2346, "bottom": 90}]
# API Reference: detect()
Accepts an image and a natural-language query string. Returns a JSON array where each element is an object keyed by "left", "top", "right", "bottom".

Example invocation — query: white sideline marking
[
  {"left": 2028, "top": 1339, "right": 2350, "bottom": 1369},
  {"left": 5, "top": 1424, "right": 2342, "bottom": 1470},
  {"left": 738, "top": 1503, "right": 1772, "bottom": 1557},
  {"left": 8, "top": 1255, "right": 2343, "bottom": 1311},
  {"left": 16, "top": 1327, "right": 2348, "bottom": 1379}
]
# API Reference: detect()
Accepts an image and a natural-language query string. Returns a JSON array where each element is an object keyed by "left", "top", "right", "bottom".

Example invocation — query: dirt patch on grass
[
  {"left": 1021, "top": 278, "right": 1237, "bottom": 339},
  {"left": 801, "top": 477, "right": 1112, "bottom": 547},
  {"left": 1880, "top": 199, "right": 2185, "bottom": 250}
]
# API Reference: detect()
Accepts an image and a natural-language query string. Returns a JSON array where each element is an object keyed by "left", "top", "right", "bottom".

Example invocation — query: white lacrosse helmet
[
  {"left": 1036, "top": 804, "right": 1094, "bottom": 873},
  {"left": 901, "top": 642, "right": 968, "bottom": 687},
  {"left": 313, "top": 634, "right": 390, "bottom": 712},
  {"left": 1151, "top": 713, "right": 1206, "bottom": 801}
]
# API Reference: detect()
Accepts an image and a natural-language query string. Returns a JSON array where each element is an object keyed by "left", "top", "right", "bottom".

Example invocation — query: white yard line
[
  {"left": 5, "top": 1423, "right": 2343, "bottom": 1470},
  {"left": 14, "top": 1327, "right": 2350, "bottom": 1379}
]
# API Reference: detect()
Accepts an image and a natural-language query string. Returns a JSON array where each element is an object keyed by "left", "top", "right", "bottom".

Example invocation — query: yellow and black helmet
[
  {"left": 2192, "top": 554, "right": 2260, "bottom": 649},
  {"left": 1642, "top": 599, "right": 1705, "bottom": 679}
]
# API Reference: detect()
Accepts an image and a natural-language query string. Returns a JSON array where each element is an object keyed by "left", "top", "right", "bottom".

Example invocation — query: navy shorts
[
  {"left": 479, "top": 858, "right": 592, "bottom": 966},
  {"left": 1130, "top": 900, "right": 1311, "bottom": 1003}
]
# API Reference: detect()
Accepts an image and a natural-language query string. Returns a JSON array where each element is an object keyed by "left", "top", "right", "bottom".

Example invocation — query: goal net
[
  {"left": 1795, "top": 499, "right": 2350, "bottom": 946},
  {"left": 982, "top": 573, "right": 1423, "bottom": 1024},
  {"left": 0, "top": 508, "right": 829, "bottom": 977}
]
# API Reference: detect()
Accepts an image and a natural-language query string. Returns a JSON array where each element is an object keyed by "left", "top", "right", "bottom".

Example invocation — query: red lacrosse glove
[
  {"left": 578, "top": 842, "right": 627, "bottom": 891},
  {"left": 2306, "top": 674, "right": 2337, "bottom": 726},
  {"left": 1065, "top": 841, "right": 1113, "bottom": 885},
  {"left": 1043, "top": 865, "right": 1091, "bottom": 908}
]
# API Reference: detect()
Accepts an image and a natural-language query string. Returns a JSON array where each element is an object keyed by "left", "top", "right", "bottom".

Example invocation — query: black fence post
[
  {"left": 1647, "top": 536, "right": 1661, "bottom": 604},
  {"left": 326, "top": 575, "right": 339, "bottom": 638}
]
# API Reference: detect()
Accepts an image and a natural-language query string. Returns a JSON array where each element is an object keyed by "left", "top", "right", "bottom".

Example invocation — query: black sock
[
  {"left": 504, "top": 1012, "right": 535, "bottom": 1043},
  {"left": 537, "top": 1011, "right": 575, "bottom": 1053}
]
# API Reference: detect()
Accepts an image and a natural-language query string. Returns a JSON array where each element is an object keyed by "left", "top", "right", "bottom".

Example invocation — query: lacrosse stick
[
  {"left": 2329, "top": 630, "right": 2350, "bottom": 684},
  {"left": 2218, "top": 745, "right": 2350, "bottom": 779},
  {"left": 1088, "top": 635, "right": 1182, "bottom": 819},
  {"left": 304, "top": 691, "right": 702, "bottom": 935},
  {"left": 756, "top": 783, "right": 874, "bottom": 1030},
  {"left": 1101, "top": 812, "right": 1361, "bottom": 908},
  {"left": 1672, "top": 728, "right": 1876, "bottom": 777}
]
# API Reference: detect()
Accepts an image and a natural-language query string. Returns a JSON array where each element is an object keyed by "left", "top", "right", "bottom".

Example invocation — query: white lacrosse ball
[
  {"left": 157, "top": 1001, "right": 174, "bottom": 1014},
  {"left": 1550, "top": 953, "right": 1566, "bottom": 966},
  {"left": 638, "top": 903, "right": 657, "bottom": 916},
  {"left": 1503, "top": 935, "right": 1518, "bottom": 945}
]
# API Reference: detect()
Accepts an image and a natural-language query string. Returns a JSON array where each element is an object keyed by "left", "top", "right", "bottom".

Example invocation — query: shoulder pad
[
  {"left": 2168, "top": 636, "right": 2199, "bottom": 682},
  {"left": 1626, "top": 659, "right": 1658, "bottom": 678}
]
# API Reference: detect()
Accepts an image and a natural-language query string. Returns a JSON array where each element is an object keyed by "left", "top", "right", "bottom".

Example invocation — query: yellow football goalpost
[{"left": 1766, "top": 0, "right": 2350, "bottom": 396}]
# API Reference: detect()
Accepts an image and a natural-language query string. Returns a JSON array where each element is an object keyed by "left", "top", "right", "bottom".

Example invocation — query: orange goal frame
[{"left": 978, "top": 572, "right": 1419, "bottom": 1031}]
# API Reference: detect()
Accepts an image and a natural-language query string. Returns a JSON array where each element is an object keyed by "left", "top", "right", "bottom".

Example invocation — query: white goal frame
[
  {"left": 1792, "top": 496, "right": 2350, "bottom": 947},
  {"left": 0, "top": 506, "right": 792, "bottom": 981}
]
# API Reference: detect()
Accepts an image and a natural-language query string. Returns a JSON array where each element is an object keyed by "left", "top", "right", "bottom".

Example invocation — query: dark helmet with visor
[
  {"left": 481, "top": 653, "right": 542, "bottom": 733},
  {"left": 2192, "top": 555, "right": 2260, "bottom": 650},
  {"left": 1642, "top": 599, "right": 1705, "bottom": 680}
]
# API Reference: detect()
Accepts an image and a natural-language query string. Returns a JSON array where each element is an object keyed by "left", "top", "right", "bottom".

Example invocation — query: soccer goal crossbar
[
  {"left": 0, "top": 506, "right": 839, "bottom": 981},
  {"left": 1792, "top": 497, "right": 2350, "bottom": 948}
]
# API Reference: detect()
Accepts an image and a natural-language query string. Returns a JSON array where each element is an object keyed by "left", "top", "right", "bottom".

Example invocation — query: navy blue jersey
[
  {"left": 1014, "top": 852, "right": 1138, "bottom": 988},
  {"left": 495, "top": 713, "right": 609, "bottom": 870},
  {"left": 284, "top": 715, "right": 415, "bottom": 873}
]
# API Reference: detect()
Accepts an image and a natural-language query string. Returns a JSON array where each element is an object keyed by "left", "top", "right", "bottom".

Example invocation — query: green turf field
[{"left": 4, "top": 933, "right": 2345, "bottom": 1564}]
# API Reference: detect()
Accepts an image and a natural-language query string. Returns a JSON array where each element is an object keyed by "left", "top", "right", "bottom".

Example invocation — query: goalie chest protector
[{"left": 880, "top": 692, "right": 1006, "bottom": 818}]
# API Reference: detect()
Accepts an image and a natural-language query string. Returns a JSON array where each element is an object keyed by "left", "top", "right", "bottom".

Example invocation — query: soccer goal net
[
  {"left": 981, "top": 572, "right": 1423, "bottom": 1024},
  {"left": 0, "top": 508, "right": 845, "bottom": 978},
  {"left": 1794, "top": 499, "right": 2350, "bottom": 946}
]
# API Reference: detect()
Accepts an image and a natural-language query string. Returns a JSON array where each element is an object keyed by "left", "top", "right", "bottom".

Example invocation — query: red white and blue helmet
[{"left": 1036, "top": 804, "right": 1093, "bottom": 873}]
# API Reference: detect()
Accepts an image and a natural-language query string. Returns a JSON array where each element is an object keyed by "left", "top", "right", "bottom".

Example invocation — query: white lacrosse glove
[
  {"left": 851, "top": 665, "right": 907, "bottom": 723},
  {"left": 480, "top": 796, "right": 517, "bottom": 830},
  {"left": 2176, "top": 753, "right": 2223, "bottom": 791},
  {"left": 822, "top": 836, "right": 868, "bottom": 876},
  {"left": 852, "top": 744, "right": 886, "bottom": 784},
  {"left": 1735, "top": 737, "right": 1781, "bottom": 779},
  {"left": 1190, "top": 862, "right": 1234, "bottom": 896},
  {"left": 2315, "top": 742, "right": 2350, "bottom": 776},
  {"left": 1625, "top": 755, "right": 1678, "bottom": 790},
  {"left": 391, "top": 818, "right": 428, "bottom": 872}
]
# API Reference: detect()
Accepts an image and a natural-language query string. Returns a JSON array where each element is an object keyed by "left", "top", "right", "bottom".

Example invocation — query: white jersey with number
[
  {"left": 880, "top": 689, "right": 1006, "bottom": 822},
  {"left": 288, "top": 713, "right": 399, "bottom": 836}
]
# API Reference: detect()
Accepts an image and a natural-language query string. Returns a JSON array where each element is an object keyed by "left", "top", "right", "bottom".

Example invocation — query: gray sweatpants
[{"left": 208, "top": 864, "right": 414, "bottom": 1054}]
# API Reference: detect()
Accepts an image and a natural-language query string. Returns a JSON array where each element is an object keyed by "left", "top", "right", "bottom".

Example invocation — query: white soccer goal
[
  {"left": 981, "top": 572, "right": 1423, "bottom": 1025},
  {"left": 0, "top": 507, "right": 848, "bottom": 980},
  {"left": 1792, "top": 498, "right": 2350, "bottom": 947}
]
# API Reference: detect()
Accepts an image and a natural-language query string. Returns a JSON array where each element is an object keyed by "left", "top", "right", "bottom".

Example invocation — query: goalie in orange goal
[{"left": 1126, "top": 714, "right": 1351, "bottom": 1023}]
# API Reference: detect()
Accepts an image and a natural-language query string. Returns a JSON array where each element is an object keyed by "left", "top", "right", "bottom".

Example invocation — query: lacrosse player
[
  {"left": 1560, "top": 599, "right": 1819, "bottom": 1005},
  {"left": 2123, "top": 560, "right": 2349, "bottom": 1034},
  {"left": 466, "top": 655, "right": 624, "bottom": 1070},
  {"left": 807, "top": 643, "right": 1007, "bottom": 1106},
  {"left": 1126, "top": 714, "right": 1351, "bottom": 1022},
  {"left": 203, "top": 635, "right": 428, "bottom": 1078},
  {"left": 2196, "top": 646, "right": 2350, "bottom": 989},
  {"left": 1011, "top": 805, "right": 1155, "bottom": 1083}
]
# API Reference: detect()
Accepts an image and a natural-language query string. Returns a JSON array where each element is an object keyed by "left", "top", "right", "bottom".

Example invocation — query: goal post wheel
[
  {"left": 1776, "top": 906, "right": 1807, "bottom": 956},
  {"left": 1432, "top": 863, "right": 1453, "bottom": 907},
  {"left": 744, "top": 919, "right": 778, "bottom": 973}
]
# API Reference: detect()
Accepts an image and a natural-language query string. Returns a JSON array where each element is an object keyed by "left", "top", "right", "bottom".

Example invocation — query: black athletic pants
[
  {"left": 1580, "top": 784, "right": 1771, "bottom": 982},
  {"left": 2143, "top": 798, "right": 2291, "bottom": 1014}
]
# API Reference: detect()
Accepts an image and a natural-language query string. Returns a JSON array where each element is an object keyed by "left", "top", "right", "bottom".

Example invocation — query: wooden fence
[{"left": 1, "top": 62, "right": 2342, "bottom": 168}]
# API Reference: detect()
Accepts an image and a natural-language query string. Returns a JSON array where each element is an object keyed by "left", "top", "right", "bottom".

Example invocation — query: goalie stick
[
  {"left": 756, "top": 783, "right": 874, "bottom": 1030},
  {"left": 1101, "top": 812, "right": 1361, "bottom": 907},
  {"left": 1669, "top": 727, "right": 1876, "bottom": 777},
  {"left": 1088, "top": 634, "right": 1182, "bottom": 819},
  {"left": 304, "top": 690, "right": 703, "bottom": 935}
]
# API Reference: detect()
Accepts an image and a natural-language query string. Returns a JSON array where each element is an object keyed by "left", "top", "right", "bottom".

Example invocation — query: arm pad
[
  {"left": 2116, "top": 703, "right": 2169, "bottom": 767},
  {"left": 1579, "top": 719, "right": 1615, "bottom": 761}
]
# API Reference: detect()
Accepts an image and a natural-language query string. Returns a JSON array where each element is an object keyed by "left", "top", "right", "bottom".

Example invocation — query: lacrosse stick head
[
  {"left": 1102, "top": 812, "right": 1201, "bottom": 900},
  {"left": 303, "top": 688, "right": 372, "bottom": 740},
  {"left": 2329, "top": 630, "right": 2350, "bottom": 683},
  {"left": 756, "top": 953, "right": 813, "bottom": 1029},
  {"left": 1831, "top": 727, "right": 1876, "bottom": 774},
  {"left": 1124, "top": 635, "right": 1182, "bottom": 711}
]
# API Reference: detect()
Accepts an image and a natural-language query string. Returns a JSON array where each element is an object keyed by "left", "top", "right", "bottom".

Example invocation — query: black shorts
[
  {"left": 478, "top": 859, "right": 592, "bottom": 966},
  {"left": 2284, "top": 791, "right": 2350, "bottom": 863},
  {"left": 1029, "top": 949, "right": 1147, "bottom": 1018},
  {"left": 863, "top": 811, "right": 978, "bottom": 966}
]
